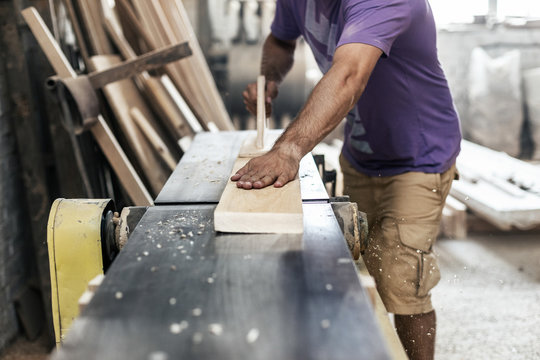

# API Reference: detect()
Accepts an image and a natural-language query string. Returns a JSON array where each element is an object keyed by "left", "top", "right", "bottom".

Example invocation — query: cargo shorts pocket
[{"left": 397, "top": 222, "right": 441, "bottom": 298}]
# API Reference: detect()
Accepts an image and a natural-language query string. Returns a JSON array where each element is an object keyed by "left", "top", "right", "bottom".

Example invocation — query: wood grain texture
[
  {"left": 256, "top": 75, "right": 265, "bottom": 149},
  {"left": 214, "top": 158, "right": 303, "bottom": 234},
  {"left": 52, "top": 204, "right": 391, "bottom": 360},
  {"left": 89, "top": 55, "right": 170, "bottom": 195},
  {"left": 21, "top": 6, "right": 152, "bottom": 205},
  {"left": 237, "top": 131, "right": 280, "bottom": 158},
  {"left": 155, "top": 132, "right": 329, "bottom": 204},
  {"left": 130, "top": 107, "right": 177, "bottom": 171},
  {"left": 102, "top": 14, "right": 195, "bottom": 139}
]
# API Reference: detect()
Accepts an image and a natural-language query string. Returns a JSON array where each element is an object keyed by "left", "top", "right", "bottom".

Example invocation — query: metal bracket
[
  {"left": 313, "top": 154, "right": 337, "bottom": 197},
  {"left": 330, "top": 196, "right": 369, "bottom": 259}
]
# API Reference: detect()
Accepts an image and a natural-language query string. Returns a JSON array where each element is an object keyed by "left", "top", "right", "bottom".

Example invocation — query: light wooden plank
[
  {"left": 102, "top": 15, "right": 195, "bottom": 138},
  {"left": 21, "top": 6, "right": 153, "bottom": 206},
  {"left": 214, "top": 158, "right": 303, "bottom": 234},
  {"left": 168, "top": 0, "right": 234, "bottom": 130},
  {"left": 130, "top": 107, "right": 177, "bottom": 171},
  {"left": 21, "top": 7, "right": 76, "bottom": 78},
  {"left": 91, "top": 116, "right": 153, "bottom": 205},
  {"left": 89, "top": 55, "right": 170, "bottom": 195},
  {"left": 238, "top": 130, "right": 280, "bottom": 158},
  {"left": 256, "top": 75, "right": 266, "bottom": 149}
]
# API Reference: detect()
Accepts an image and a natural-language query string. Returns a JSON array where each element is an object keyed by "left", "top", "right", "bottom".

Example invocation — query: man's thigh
[{"left": 340, "top": 154, "right": 455, "bottom": 315}]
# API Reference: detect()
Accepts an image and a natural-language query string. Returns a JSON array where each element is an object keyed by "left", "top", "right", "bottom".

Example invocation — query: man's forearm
[
  {"left": 261, "top": 34, "right": 296, "bottom": 84},
  {"left": 273, "top": 43, "right": 383, "bottom": 160}
]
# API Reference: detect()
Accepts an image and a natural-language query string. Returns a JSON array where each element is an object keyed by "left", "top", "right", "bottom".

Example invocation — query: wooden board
[
  {"left": 214, "top": 158, "right": 303, "bottom": 234},
  {"left": 155, "top": 132, "right": 329, "bottom": 205},
  {"left": 89, "top": 55, "right": 170, "bottom": 196},
  {"left": 21, "top": 7, "right": 153, "bottom": 206},
  {"left": 238, "top": 131, "right": 280, "bottom": 158}
]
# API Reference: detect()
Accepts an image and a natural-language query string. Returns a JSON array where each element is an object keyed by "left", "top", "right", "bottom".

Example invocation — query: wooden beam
[
  {"left": 103, "top": 16, "right": 195, "bottom": 138},
  {"left": 87, "top": 42, "right": 192, "bottom": 89},
  {"left": 256, "top": 75, "right": 266, "bottom": 149},
  {"left": 89, "top": 55, "right": 170, "bottom": 196},
  {"left": 214, "top": 158, "right": 303, "bottom": 234},
  {"left": 130, "top": 107, "right": 177, "bottom": 171},
  {"left": 21, "top": 6, "right": 153, "bottom": 206}
]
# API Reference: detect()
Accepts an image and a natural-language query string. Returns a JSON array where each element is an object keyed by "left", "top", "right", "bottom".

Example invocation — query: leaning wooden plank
[
  {"left": 143, "top": 0, "right": 219, "bottom": 128},
  {"left": 87, "top": 42, "right": 192, "bottom": 89},
  {"left": 130, "top": 107, "right": 177, "bottom": 171},
  {"left": 91, "top": 116, "right": 153, "bottom": 205},
  {"left": 128, "top": 0, "right": 211, "bottom": 129},
  {"left": 75, "top": 0, "right": 113, "bottom": 55},
  {"left": 167, "top": 0, "right": 234, "bottom": 130},
  {"left": 21, "top": 6, "right": 153, "bottom": 206},
  {"left": 103, "top": 16, "right": 194, "bottom": 139},
  {"left": 115, "top": 0, "right": 208, "bottom": 129},
  {"left": 89, "top": 55, "right": 170, "bottom": 195},
  {"left": 214, "top": 158, "right": 303, "bottom": 234}
]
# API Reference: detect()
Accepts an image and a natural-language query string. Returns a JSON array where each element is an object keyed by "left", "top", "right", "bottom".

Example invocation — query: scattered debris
[
  {"left": 208, "top": 323, "right": 223, "bottom": 336},
  {"left": 246, "top": 328, "right": 260, "bottom": 343},
  {"left": 321, "top": 319, "right": 330, "bottom": 329},
  {"left": 169, "top": 323, "right": 182, "bottom": 334},
  {"left": 115, "top": 291, "right": 123, "bottom": 300},
  {"left": 147, "top": 351, "right": 168, "bottom": 360},
  {"left": 192, "top": 308, "right": 202, "bottom": 316},
  {"left": 169, "top": 298, "right": 177, "bottom": 306},
  {"left": 192, "top": 332, "right": 203, "bottom": 344}
]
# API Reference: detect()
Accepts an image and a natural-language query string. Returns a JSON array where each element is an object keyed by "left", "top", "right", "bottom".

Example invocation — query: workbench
[{"left": 53, "top": 131, "right": 391, "bottom": 360}]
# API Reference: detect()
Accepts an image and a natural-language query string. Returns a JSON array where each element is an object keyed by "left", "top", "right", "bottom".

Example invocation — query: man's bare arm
[
  {"left": 243, "top": 34, "right": 296, "bottom": 115},
  {"left": 233, "top": 43, "right": 383, "bottom": 189}
]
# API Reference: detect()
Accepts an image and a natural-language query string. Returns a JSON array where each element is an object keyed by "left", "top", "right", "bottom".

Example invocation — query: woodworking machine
[{"left": 46, "top": 131, "right": 390, "bottom": 360}]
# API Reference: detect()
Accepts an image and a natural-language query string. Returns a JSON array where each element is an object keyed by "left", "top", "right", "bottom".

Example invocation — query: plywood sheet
[{"left": 214, "top": 158, "right": 303, "bottom": 234}]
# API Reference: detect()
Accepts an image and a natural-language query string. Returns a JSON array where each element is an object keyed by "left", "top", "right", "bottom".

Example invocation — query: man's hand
[
  {"left": 243, "top": 80, "right": 279, "bottom": 116},
  {"left": 231, "top": 148, "right": 300, "bottom": 189}
]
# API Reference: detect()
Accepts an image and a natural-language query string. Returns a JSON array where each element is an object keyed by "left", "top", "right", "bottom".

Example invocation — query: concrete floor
[{"left": 433, "top": 233, "right": 540, "bottom": 360}]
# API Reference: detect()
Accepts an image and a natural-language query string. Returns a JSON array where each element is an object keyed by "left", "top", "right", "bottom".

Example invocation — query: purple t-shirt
[{"left": 271, "top": 0, "right": 461, "bottom": 176}]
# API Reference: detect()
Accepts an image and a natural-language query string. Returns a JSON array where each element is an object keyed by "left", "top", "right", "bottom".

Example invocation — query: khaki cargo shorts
[{"left": 340, "top": 154, "right": 456, "bottom": 315}]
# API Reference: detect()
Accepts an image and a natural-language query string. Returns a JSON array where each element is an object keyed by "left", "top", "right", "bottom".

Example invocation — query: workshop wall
[
  {"left": 0, "top": 55, "right": 33, "bottom": 350},
  {"left": 438, "top": 26, "right": 540, "bottom": 157}
]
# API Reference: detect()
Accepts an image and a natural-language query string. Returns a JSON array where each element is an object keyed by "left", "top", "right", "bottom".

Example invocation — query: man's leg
[
  {"left": 395, "top": 310, "right": 436, "bottom": 360},
  {"left": 340, "top": 154, "right": 456, "bottom": 360}
]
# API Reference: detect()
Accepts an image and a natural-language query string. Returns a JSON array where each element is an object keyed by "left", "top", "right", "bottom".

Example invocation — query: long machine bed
[{"left": 53, "top": 131, "right": 391, "bottom": 360}]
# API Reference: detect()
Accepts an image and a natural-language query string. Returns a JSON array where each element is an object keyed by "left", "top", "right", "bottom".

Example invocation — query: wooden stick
[
  {"left": 63, "top": 0, "right": 90, "bottom": 63},
  {"left": 130, "top": 107, "right": 177, "bottom": 171},
  {"left": 103, "top": 14, "right": 195, "bottom": 138},
  {"left": 89, "top": 54, "right": 170, "bottom": 195},
  {"left": 21, "top": 6, "right": 153, "bottom": 205},
  {"left": 256, "top": 75, "right": 266, "bottom": 149}
]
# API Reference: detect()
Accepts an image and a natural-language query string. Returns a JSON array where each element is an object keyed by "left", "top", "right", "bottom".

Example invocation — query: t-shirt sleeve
[
  {"left": 337, "top": 0, "right": 412, "bottom": 57},
  {"left": 270, "top": 0, "right": 301, "bottom": 41}
]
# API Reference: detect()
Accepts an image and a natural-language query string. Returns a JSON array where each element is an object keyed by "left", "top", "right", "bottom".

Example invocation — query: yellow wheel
[{"left": 47, "top": 198, "right": 116, "bottom": 346}]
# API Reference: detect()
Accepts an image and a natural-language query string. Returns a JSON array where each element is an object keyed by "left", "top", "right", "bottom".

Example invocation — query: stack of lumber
[
  {"left": 450, "top": 140, "right": 540, "bottom": 231},
  {"left": 39, "top": 0, "right": 234, "bottom": 199}
]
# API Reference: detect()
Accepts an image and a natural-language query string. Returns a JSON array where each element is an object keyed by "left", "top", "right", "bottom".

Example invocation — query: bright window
[
  {"left": 498, "top": 0, "right": 540, "bottom": 18},
  {"left": 429, "top": 0, "right": 540, "bottom": 26},
  {"left": 429, "top": 0, "right": 488, "bottom": 25}
]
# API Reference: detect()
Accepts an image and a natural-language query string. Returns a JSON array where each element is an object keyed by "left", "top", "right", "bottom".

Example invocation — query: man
[{"left": 233, "top": 0, "right": 461, "bottom": 359}]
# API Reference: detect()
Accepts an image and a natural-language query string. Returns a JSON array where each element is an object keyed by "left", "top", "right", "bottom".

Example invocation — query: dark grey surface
[
  {"left": 155, "top": 131, "right": 329, "bottom": 204},
  {"left": 54, "top": 204, "right": 390, "bottom": 360}
]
